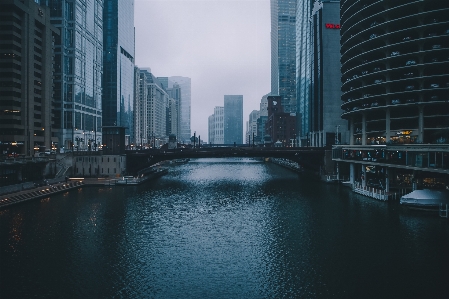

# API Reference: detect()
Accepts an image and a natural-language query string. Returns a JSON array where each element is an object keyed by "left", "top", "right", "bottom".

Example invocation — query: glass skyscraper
[
  {"left": 169, "top": 76, "right": 191, "bottom": 143},
  {"left": 271, "top": 0, "right": 297, "bottom": 114},
  {"left": 44, "top": 0, "right": 103, "bottom": 151},
  {"left": 224, "top": 95, "right": 243, "bottom": 144},
  {"left": 296, "top": 0, "right": 314, "bottom": 145},
  {"left": 103, "top": 0, "right": 135, "bottom": 145}
]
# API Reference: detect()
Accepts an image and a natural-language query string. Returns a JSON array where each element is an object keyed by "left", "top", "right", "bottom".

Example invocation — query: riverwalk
[{"left": 0, "top": 178, "right": 118, "bottom": 209}]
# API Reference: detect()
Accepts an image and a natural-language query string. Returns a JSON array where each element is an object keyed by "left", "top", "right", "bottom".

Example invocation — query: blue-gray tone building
[
  {"left": 271, "top": 0, "right": 297, "bottom": 114},
  {"left": 309, "top": 0, "right": 346, "bottom": 147},
  {"left": 224, "top": 95, "right": 243, "bottom": 144},
  {"left": 169, "top": 76, "right": 191, "bottom": 143},
  {"left": 42, "top": 0, "right": 104, "bottom": 151},
  {"left": 296, "top": 0, "right": 314, "bottom": 145},
  {"left": 103, "top": 0, "right": 135, "bottom": 145}
]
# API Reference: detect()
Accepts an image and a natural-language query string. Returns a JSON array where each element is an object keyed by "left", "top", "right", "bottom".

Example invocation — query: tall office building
[
  {"left": 296, "top": 0, "right": 314, "bottom": 145},
  {"left": 138, "top": 69, "right": 168, "bottom": 147},
  {"left": 0, "top": 0, "right": 58, "bottom": 156},
  {"left": 43, "top": 0, "right": 103, "bottom": 152},
  {"left": 224, "top": 95, "right": 243, "bottom": 144},
  {"left": 208, "top": 114, "right": 215, "bottom": 145},
  {"left": 271, "top": 0, "right": 297, "bottom": 113},
  {"left": 309, "top": 0, "right": 346, "bottom": 147},
  {"left": 213, "top": 106, "right": 224, "bottom": 144},
  {"left": 169, "top": 76, "right": 191, "bottom": 143},
  {"left": 247, "top": 110, "right": 260, "bottom": 144},
  {"left": 103, "top": 0, "right": 135, "bottom": 146}
]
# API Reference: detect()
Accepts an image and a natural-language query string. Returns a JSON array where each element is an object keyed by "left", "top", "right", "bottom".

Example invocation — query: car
[
  {"left": 390, "top": 51, "right": 400, "bottom": 56},
  {"left": 403, "top": 72, "right": 414, "bottom": 78},
  {"left": 430, "top": 95, "right": 439, "bottom": 101},
  {"left": 406, "top": 60, "right": 416, "bottom": 66},
  {"left": 44, "top": 150, "right": 51, "bottom": 155},
  {"left": 352, "top": 107, "right": 359, "bottom": 111},
  {"left": 361, "top": 70, "right": 369, "bottom": 75},
  {"left": 352, "top": 74, "right": 359, "bottom": 79},
  {"left": 402, "top": 36, "right": 411, "bottom": 41},
  {"left": 427, "top": 32, "right": 437, "bottom": 37},
  {"left": 363, "top": 94, "right": 372, "bottom": 98},
  {"left": 406, "top": 98, "right": 415, "bottom": 103},
  {"left": 371, "top": 102, "right": 379, "bottom": 107},
  {"left": 370, "top": 34, "right": 378, "bottom": 39},
  {"left": 374, "top": 79, "right": 384, "bottom": 84},
  {"left": 405, "top": 85, "right": 415, "bottom": 91},
  {"left": 430, "top": 83, "right": 440, "bottom": 88},
  {"left": 370, "top": 21, "right": 378, "bottom": 27},
  {"left": 373, "top": 67, "right": 381, "bottom": 72},
  {"left": 392, "top": 99, "right": 401, "bottom": 105},
  {"left": 362, "top": 103, "right": 370, "bottom": 108},
  {"left": 8, "top": 152, "right": 19, "bottom": 158},
  {"left": 432, "top": 44, "right": 441, "bottom": 49}
]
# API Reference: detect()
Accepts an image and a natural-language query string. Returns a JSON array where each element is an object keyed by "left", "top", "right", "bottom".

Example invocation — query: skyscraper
[
  {"left": 0, "top": 0, "right": 58, "bottom": 156},
  {"left": 103, "top": 0, "right": 135, "bottom": 145},
  {"left": 213, "top": 106, "right": 224, "bottom": 144},
  {"left": 271, "top": 0, "right": 297, "bottom": 114},
  {"left": 224, "top": 95, "right": 243, "bottom": 144},
  {"left": 296, "top": 0, "right": 314, "bottom": 145},
  {"left": 45, "top": 0, "right": 103, "bottom": 152},
  {"left": 169, "top": 76, "right": 191, "bottom": 143}
]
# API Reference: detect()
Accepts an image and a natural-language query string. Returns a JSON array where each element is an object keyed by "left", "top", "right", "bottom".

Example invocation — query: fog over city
[{"left": 135, "top": 0, "right": 271, "bottom": 142}]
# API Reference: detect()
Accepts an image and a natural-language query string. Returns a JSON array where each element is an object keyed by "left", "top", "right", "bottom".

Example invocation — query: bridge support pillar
[
  {"left": 350, "top": 163, "right": 355, "bottom": 186},
  {"left": 385, "top": 167, "right": 390, "bottom": 193},
  {"left": 361, "top": 164, "right": 366, "bottom": 188}
]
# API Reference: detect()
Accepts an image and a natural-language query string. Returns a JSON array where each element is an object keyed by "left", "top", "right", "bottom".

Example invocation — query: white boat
[{"left": 400, "top": 189, "right": 449, "bottom": 208}]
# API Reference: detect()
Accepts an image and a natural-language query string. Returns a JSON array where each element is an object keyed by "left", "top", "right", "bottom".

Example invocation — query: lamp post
[{"left": 336, "top": 125, "right": 340, "bottom": 145}]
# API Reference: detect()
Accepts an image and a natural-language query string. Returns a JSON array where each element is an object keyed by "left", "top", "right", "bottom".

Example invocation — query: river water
[{"left": 1, "top": 158, "right": 448, "bottom": 299}]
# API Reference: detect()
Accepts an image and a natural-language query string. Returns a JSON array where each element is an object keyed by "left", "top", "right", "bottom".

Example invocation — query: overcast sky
[{"left": 134, "top": 0, "right": 271, "bottom": 142}]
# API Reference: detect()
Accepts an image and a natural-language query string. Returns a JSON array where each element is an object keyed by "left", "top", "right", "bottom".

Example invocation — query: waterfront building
[
  {"left": 271, "top": 0, "right": 297, "bottom": 114},
  {"left": 333, "top": 0, "right": 449, "bottom": 195},
  {"left": 224, "top": 95, "right": 243, "bottom": 145},
  {"left": 309, "top": 0, "right": 347, "bottom": 147},
  {"left": 213, "top": 106, "right": 224, "bottom": 144},
  {"left": 43, "top": 0, "right": 103, "bottom": 152},
  {"left": 0, "top": 0, "right": 58, "bottom": 156},
  {"left": 103, "top": 0, "right": 135, "bottom": 146},
  {"left": 169, "top": 76, "right": 191, "bottom": 143},
  {"left": 265, "top": 95, "right": 296, "bottom": 147},
  {"left": 135, "top": 67, "right": 148, "bottom": 148}
]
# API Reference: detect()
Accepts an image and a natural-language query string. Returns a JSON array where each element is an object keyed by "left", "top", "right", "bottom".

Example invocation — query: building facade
[
  {"left": 333, "top": 0, "right": 449, "bottom": 195},
  {"left": 0, "top": 0, "right": 58, "bottom": 156},
  {"left": 224, "top": 95, "right": 243, "bottom": 144},
  {"left": 103, "top": 0, "right": 135, "bottom": 146},
  {"left": 309, "top": 0, "right": 346, "bottom": 147},
  {"left": 169, "top": 76, "right": 191, "bottom": 143},
  {"left": 44, "top": 0, "right": 103, "bottom": 152},
  {"left": 213, "top": 106, "right": 224, "bottom": 144},
  {"left": 271, "top": 0, "right": 297, "bottom": 114},
  {"left": 247, "top": 110, "right": 260, "bottom": 145},
  {"left": 296, "top": 0, "right": 314, "bottom": 145},
  {"left": 265, "top": 95, "right": 297, "bottom": 146}
]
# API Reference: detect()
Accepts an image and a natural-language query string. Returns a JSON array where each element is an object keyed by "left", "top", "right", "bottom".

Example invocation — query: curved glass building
[{"left": 340, "top": 0, "right": 449, "bottom": 145}]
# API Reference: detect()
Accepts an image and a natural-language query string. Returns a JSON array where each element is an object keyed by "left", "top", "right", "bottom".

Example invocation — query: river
[{"left": 1, "top": 158, "right": 448, "bottom": 298}]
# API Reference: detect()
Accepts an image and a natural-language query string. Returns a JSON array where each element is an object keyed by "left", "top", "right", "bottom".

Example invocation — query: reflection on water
[{"left": 1, "top": 158, "right": 448, "bottom": 298}]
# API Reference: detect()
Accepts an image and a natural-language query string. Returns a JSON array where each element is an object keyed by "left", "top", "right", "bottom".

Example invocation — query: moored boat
[{"left": 400, "top": 189, "right": 449, "bottom": 208}]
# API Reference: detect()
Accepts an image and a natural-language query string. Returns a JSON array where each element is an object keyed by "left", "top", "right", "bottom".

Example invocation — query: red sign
[{"left": 325, "top": 23, "right": 340, "bottom": 29}]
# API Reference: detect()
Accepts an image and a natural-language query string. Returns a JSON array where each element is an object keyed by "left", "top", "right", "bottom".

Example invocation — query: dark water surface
[{"left": 1, "top": 158, "right": 448, "bottom": 299}]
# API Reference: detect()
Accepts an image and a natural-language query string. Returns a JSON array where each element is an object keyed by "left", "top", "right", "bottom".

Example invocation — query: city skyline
[{"left": 134, "top": 0, "right": 271, "bottom": 142}]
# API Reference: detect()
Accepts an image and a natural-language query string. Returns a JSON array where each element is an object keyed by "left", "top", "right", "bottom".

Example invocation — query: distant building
[
  {"left": 265, "top": 96, "right": 296, "bottom": 147},
  {"left": 0, "top": 0, "right": 59, "bottom": 156},
  {"left": 169, "top": 76, "right": 191, "bottom": 143},
  {"left": 247, "top": 110, "right": 260, "bottom": 144},
  {"left": 138, "top": 69, "right": 168, "bottom": 147},
  {"left": 208, "top": 115, "right": 215, "bottom": 144},
  {"left": 103, "top": 0, "right": 135, "bottom": 145},
  {"left": 213, "top": 106, "right": 224, "bottom": 144},
  {"left": 224, "top": 95, "right": 243, "bottom": 144}
]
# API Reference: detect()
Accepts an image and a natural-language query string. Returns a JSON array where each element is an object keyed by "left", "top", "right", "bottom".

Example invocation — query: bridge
[{"left": 126, "top": 146, "right": 325, "bottom": 175}]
